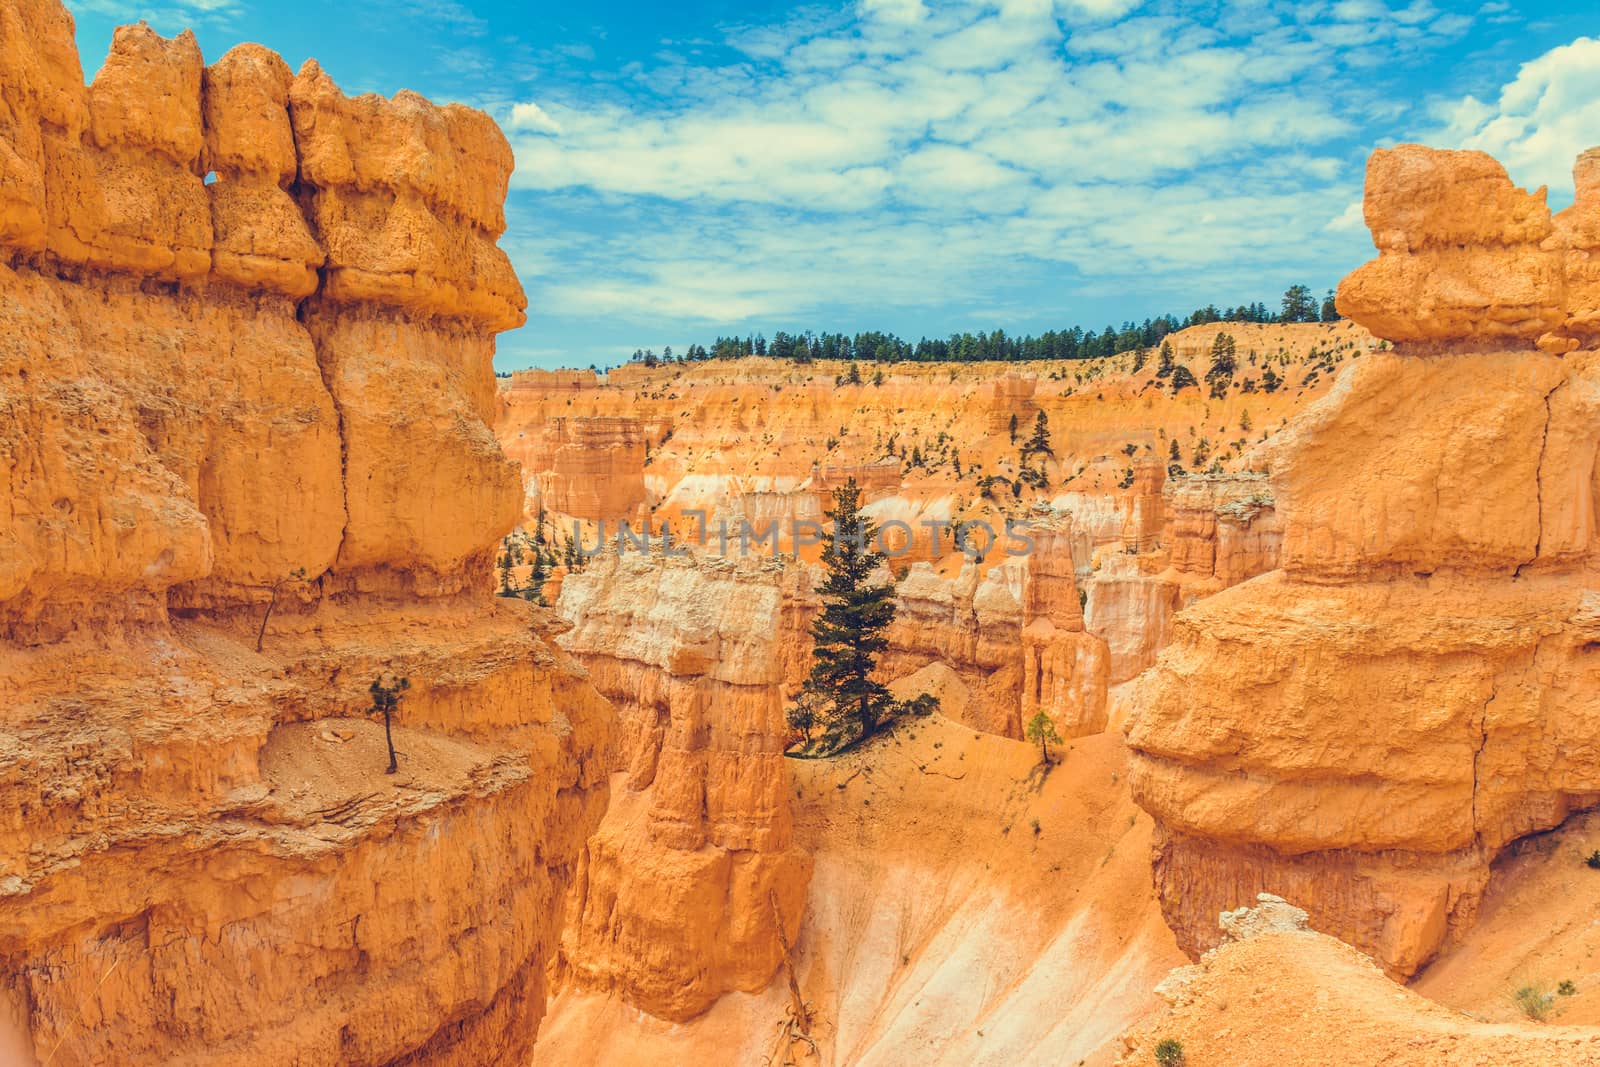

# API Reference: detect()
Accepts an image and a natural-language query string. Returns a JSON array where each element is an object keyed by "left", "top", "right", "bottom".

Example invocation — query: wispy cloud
[
  {"left": 495, "top": 0, "right": 1482, "bottom": 334},
  {"left": 72, "top": 0, "right": 244, "bottom": 31}
]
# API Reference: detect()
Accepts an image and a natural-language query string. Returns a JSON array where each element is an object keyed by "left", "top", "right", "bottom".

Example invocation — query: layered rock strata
[
  {"left": 884, "top": 518, "right": 1108, "bottom": 739},
  {"left": 1, "top": 6, "right": 609, "bottom": 1064},
  {"left": 551, "top": 553, "right": 813, "bottom": 1020},
  {"left": 1130, "top": 144, "right": 1600, "bottom": 978}
]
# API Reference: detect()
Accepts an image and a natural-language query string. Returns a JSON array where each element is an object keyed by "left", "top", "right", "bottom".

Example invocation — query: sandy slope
[
  {"left": 1119, "top": 927, "right": 1600, "bottom": 1067},
  {"left": 535, "top": 695, "right": 1184, "bottom": 1065},
  {"left": 1417, "top": 808, "right": 1600, "bottom": 1026}
]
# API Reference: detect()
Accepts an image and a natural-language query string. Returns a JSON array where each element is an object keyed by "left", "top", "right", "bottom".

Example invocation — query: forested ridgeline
[{"left": 627, "top": 285, "right": 1338, "bottom": 367}]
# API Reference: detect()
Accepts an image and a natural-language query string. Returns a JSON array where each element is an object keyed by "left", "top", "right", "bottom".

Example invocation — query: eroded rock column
[{"left": 1128, "top": 144, "right": 1600, "bottom": 976}]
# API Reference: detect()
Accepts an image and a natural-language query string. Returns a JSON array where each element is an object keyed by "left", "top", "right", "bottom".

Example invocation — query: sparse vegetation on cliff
[
  {"left": 367, "top": 672, "right": 409, "bottom": 775},
  {"left": 1021, "top": 410, "right": 1054, "bottom": 459},
  {"left": 255, "top": 567, "right": 307, "bottom": 653}
]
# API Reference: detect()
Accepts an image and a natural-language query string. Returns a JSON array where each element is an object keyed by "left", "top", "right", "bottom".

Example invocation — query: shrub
[
  {"left": 1586, "top": 850, "right": 1600, "bottom": 869},
  {"left": 1559, "top": 979, "right": 1578, "bottom": 996},
  {"left": 1514, "top": 984, "right": 1555, "bottom": 1022},
  {"left": 1154, "top": 1038, "right": 1185, "bottom": 1066}
]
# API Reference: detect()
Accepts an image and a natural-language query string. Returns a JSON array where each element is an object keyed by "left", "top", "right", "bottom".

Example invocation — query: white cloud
[
  {"left": 1325, "top": 200, "right": 1366, "bottom": 232},
  {"left": 397, "top": 0, "right": 487, "bottom": 36},
  {"left": 508, "top": 101, "right": 563, "bottom": 135},
  {"left": 861, "top": 0, "right": 928, "bottom": 25},
  {"left": 505, "top": 0, "right": 1379, "bottom": 210},
  {"left": 73, "top": 0, "right": 243, "bottom": 28},
  {"left": 1439, "top": 35, "right": 1600, "bottom": 198},
  {"left": 489, "top": 0, "right": 1594, "bottom": 350},
  {"left": 1058, "top": 0, "right": 1144, "bottom": 19}
]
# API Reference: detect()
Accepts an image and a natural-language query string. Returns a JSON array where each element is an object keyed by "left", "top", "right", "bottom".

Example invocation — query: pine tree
[
  {"left": 1155, "top": 340, "right": 1175, "bottom": 378},
  {"left": 1008, "top": 412, "right": 1019, "bottom": 443},
  {"left": 1205, "top": 333, "right": 1237, "bottom": 398},
  {"left": 1169, "top": 365, "right": 1198, "bottom": 394},
  {"left": 1320, "top": 289, "right": 1340, "bottom": 322},
  {"left": 526, "top": 551, "right": 548, "bottom": 605},
  {"left": 791, "top": 478, "right": 897, "bottom": 753},
  {"left": 367, "top": 672, "right": 409, "bottom": 774},
  {"left": 1280, "top": 284, "right": 1316, "bottom": 323},
  {"left": 497, "top": 549, "right": 516, "bottom": 596},
  {"left": 1025, "top": 710, "right": 1062, "bottom": 765},
  {"left": 1021, "top": 410, "right": 1053, "bottom": 458}
]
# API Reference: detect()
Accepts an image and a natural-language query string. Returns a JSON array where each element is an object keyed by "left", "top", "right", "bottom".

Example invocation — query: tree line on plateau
[{"left": 622, "top": 285, "right": 1338, "bottom": 368}]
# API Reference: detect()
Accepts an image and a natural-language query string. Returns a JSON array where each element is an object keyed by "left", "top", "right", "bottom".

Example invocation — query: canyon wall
[
  {"left": 498, "top": 320, "right": 1357, "bottom": 737},
  {"left": 884, "top": 518, "right": 1107, "bottom": 739},
  {"left": 541, "top": 525, "right": 1108, "bottom": 1026},
  {"left": 497, "top": 317, "right": 1333, "bottom": 1034},
  {"left": 1128, "top": 144, "right": 1600, "bottom": 978},
  {"left": 0, "top": 5, "right": 609, "bottom": 1064}
]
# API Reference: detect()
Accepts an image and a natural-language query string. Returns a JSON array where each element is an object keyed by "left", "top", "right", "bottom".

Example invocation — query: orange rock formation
[
  {"left": 498, "top": 321, "right": 1363, "bottom": 1035},
  {"left": 1, "top": 5, "right": 609, "bottom": 1064},
  {"left": 497, "top": 322, "right": 1361, "bottom": 732},
  {"left": 551, "top": 554, "right": 812, "bottom": 1020},
  {"left": 1130, "top": 143, "right": 1600, "bottom": 979},
  {"left": 1337, "top": 145, "right": 1600, "bottom": 353},
  {"left": 510, "top": 145, "right": 1600, "bottom": 1064}
]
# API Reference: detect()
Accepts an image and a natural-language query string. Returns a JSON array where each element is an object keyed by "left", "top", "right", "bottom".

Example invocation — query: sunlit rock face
[
  {"left": 0, "top": 5, "right": 612, "bottom": 1063},
  {"left": 1337, "top": 143, "right": 1600, "bottom": 353},
  {"left": 497, "top": 315, "right": 1365, "bottom": 735},
  {"left": 1131, "top": 143, "right": 1600, "bottom": 979},
  {"left": 551, "top": 553, "right": 813, "bottom": 1021}
]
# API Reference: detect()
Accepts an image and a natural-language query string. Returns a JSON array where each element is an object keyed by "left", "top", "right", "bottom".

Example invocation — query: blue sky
[{"left": 67, "top": 0, "right": 1600, "bottom": 370}]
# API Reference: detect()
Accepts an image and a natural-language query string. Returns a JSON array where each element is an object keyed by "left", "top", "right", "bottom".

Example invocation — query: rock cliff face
[
  {"left": 542, "top": 529, "right": 1106, "bottom": 1026},
  {"left": 497, "top": 380, "right": 653, "bottom": 521},
  {"left": 1130, "top": 144, "right": 1600, "bottom": 978},
  {"left": 0, "top": 5, "right": 609, "bottom": 1064},
  {"left": 498, "top": 321, "right": 1359, "bottom": 732},
  {"left": 1337, "top": 145, "right": 1600, "bottom": 353},
  {"left": 884, "top": 519, "right": 1106, "bottom": 739},
  {"left": 551, "top": 554, "right": 812, "bottom": 1021}
]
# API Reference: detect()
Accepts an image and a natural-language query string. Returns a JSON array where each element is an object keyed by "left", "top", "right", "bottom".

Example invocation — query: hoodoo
[
  {"left": 1, "top": 3, "right": 610, "bottom": 1063},
  {"left": 1128, "top": 144, "right": 1600, "bottom": 978}
]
